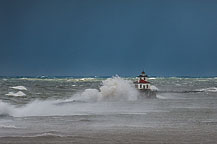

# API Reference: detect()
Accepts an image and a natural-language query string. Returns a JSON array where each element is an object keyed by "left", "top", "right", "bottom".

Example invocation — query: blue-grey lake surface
[{"left": 0, "top": 77, "right": 217, "bottom": 143}]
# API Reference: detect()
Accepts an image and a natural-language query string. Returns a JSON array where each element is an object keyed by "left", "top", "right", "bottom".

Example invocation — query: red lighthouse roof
[{"left": 139, "top": 79, "right": 150, "bottom": 84}]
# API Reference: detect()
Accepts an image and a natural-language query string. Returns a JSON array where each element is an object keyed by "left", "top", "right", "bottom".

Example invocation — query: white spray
[
  {"left": 72, "top": 76, "right": 139, "bottom": 102},
  {"left": 0, "top": 77, "right": 140, "bottom": 117}
]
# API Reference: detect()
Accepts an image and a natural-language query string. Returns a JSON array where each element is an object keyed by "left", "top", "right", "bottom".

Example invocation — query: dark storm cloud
[{"left": 0, "top": 0, "right": 217, "bottom": 76}]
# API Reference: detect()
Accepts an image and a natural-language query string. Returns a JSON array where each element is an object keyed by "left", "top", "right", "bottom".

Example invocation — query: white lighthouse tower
[
  {"left": 135, "top": 71, "right": 150, "bottom": 90},
  {"left": 134, "top": 71, "right": 156, "bottom": 98}
]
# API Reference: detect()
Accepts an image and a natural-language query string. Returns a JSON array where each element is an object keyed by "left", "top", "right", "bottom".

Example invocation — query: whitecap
[
  {"left": 19, "top": 78, "right": 28, "bottom": 80},
  {"left": 6, "top": 91, "right": 26, "bottom": 97},
  {"left": 149, "top": 77, "right": 156, "bottom": 80},
  {"left": 80, "top": 78, "right": 94, "bottom": 81},
  {"left": 27, "top": 132, "right": 64, "bottom": 137},
  {"left": 196, "top": 87, "right": 217, "bottom": 92},
  {"left": 10, "top": 86, "right": 27, "bottom": 91},
  {"left": 0, "top": 125, "right": 20, "bottom": 129}
]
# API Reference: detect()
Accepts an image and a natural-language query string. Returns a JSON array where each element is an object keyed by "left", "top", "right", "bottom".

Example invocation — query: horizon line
[{"left": 0, "top": 75, "right": 217, "bottom": 78}]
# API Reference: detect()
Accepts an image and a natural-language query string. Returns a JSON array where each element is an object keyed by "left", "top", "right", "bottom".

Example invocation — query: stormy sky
[{"left": 0, "top": 0, "right": 217, "bottom": 76}]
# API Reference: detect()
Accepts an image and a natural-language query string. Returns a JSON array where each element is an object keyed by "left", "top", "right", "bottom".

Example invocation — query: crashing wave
[
  {"left": 0, "top": 77, "right": 141, "bottom": 117},
  {"left": 71, "top": 76, "right": 139, "bottom": 102}
]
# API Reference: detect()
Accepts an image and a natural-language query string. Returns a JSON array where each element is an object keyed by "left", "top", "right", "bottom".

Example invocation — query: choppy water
[{"left": 0, "top": 76, "right": 217, "bottom": 140}]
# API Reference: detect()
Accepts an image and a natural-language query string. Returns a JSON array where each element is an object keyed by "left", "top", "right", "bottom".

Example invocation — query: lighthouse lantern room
[{"left": 135, "top": 71, "right": 150, "bottom": 90}]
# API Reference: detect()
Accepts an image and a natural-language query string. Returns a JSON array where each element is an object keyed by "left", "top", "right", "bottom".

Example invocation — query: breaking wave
[
  {"left": 0, "top": 125, "right": 21, "bottom": 129},
  {"left": 5, "top": 91, "right": 26, "bottom": 97},
  {"left": 0, "top": 77, "right": 141, "bottom": 117},
  {"left": 196, "top": 87, "right": 217, "bottom": 92},
  {"left": 10, "top": 86, "right": 27, "bottom": 91},
  {"left": 71, "top": 76, "right": 139, "bottom": 102},
  {"left": 24, "top": 131, "right": 65, "bottom": 138}
]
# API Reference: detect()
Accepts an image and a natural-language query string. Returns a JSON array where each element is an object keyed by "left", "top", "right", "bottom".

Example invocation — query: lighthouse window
[
  {"left": 140, "top": 85, "right": 142, "bottom": 88},
  {"left": 147, "top": 85, "right": 148, "bottom": 89}
]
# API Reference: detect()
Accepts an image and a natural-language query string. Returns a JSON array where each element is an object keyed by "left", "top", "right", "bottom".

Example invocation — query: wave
[
  {"left": 70, "top": 76, "right": 139, "bottom": 102},
  {"left": 157, "top": 90, "right": 202, "bottom": 93},
  {"left": 195, "top": 87, "right": 217, "bottom": 92},
  {"left": 25, "top": 132, "right": 65, "bottom": 138},
  {"left": 157, "top": 87, "right": 217, "bottom": 94},
  {"left": 5, "top": 91, "right": 26, "bottom": 97},
  {"left": 0, "top": 125, "right": 21, "bottom": 129},
  {"left": 10, "top": 86, "right": 27, "bottom": 91},
  {"left": 148, "top": 77, "right": 156, "bottom": 80},
  {"left": 0, "top": 131, "right": 65, "bottom": 138},
  {"left": 0, "top": 77, "right": 141, "bottom": 117},
  {"left": 19, "top": 77, "right": 103, "bottom": 82}
]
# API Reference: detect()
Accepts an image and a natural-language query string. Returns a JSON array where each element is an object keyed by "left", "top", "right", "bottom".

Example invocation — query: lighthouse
[
  {"left": 135, "top": 71, "right": 150, "bottom": 90},
  {"left": 134, "top": 71, "right": 156, "bottom": 98}
]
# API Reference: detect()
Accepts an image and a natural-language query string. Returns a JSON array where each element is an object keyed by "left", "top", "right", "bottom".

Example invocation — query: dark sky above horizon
[{"left": 0, "top": 0, "right": 217, "bottom": 76}]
